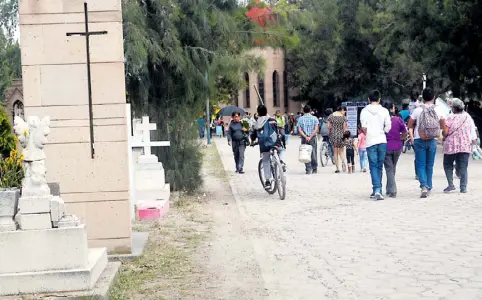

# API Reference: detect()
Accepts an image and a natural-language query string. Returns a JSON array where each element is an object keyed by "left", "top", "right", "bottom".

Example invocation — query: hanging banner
[{"left": 346, "top": 106, "right": 358, "bottom": 137}]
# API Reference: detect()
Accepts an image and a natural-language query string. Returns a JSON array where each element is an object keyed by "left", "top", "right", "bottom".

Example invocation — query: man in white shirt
[
  {"left": 408, "top": 88, "right": 446, "bottom": 198},
  {"left": 360, "top": 90, "right": 392, "bottom": 201}
]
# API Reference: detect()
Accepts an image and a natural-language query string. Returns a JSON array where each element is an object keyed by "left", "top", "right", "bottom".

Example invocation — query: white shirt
[
  {"left": 410, "top": 103, "right": 445, "bottom": 139},
  {"left": 360, "top": 104, "right": 391, "bottom": 148}
]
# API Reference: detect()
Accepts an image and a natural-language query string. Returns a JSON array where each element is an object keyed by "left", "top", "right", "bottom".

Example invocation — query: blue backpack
[{"left": 257, "top": 120, "right": 278, "bottom": 149}]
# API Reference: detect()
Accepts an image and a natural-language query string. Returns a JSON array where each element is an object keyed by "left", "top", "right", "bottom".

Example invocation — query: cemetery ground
[
  {"left": 109, "top": 137, "right": 482, "bottom": 300},
  {"left": 109, "top": 143, "right": 266, "bottom": 300}
]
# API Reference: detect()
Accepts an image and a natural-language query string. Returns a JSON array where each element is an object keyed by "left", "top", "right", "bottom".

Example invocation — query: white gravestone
[
  {"left": 0, "top": 116, "right": 108, "bottom": 296},
  {"left": 128, "top": 115, "right": 170, "bottom": 215}
]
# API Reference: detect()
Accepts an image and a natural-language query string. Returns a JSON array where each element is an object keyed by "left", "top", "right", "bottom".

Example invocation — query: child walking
[
  {"left": 357, "top": 127, "right": 368, "bottom": 172},
  {"left": 343, "top": 130, "right": 358, "bottom": 174}
]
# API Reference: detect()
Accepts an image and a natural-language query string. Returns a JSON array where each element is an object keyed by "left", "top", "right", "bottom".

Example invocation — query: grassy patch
[{"left": 109, "top": 194, "right": 211, "bottom": 300}]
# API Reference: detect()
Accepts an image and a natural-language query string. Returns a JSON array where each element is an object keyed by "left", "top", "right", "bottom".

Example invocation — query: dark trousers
[
  {"left": 301, "top": 137, "right": 318, "bottom": 171},
  {"left": 232, "top": 140, "right": 246, "bottom": 171},
  {"left": 443, "top": 153, "right": 469, "bottom": 190},
  {"left": 279, "top": 128, "right": 286, "bottom": 148},
  {"left": 384, "top": 150, "right": 402, "bottom": 195},
  {"left": 346, "top": 149, "right": 355, "bottom": 165}
]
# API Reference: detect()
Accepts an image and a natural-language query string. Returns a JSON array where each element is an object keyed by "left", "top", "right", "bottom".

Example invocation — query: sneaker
[
  {"left": 362, "top": 168, "right": 367, "bottom": 173},
  {"left": 421, "top": 188, "right": 429, "bottom": 198},
  {"left": 306, "top": 170, "right": 312, "bottom": 175},
  {"left": 264, "top": 180, "right": 271, "bottom": 189},
  {"left": 415, "top": 175, "right": 419, "bottom": 181},
  {"left": 312, "top": 169, "right": 318, "bottom": 174},
  {"left": 335, "top": 170, "right": 340, "bottom": 174},
  {"left": 461, "top": 188, "right": 467, "bottom": 193},
  {"left": 374, "top": 193, "right": 384, "bottom": 201},
  {"left": 352, "top": 166, "right": 355, "bottom": 172},
  {"left": 370, "top": 192, "right": 375, "bottom": 199},
  {"left": 388, "top": 193, "right": 397, "bottom": 198},
  {"left": 238, "top": 169, "right": 245, "bottom": 174},
  {"left": 444, "top": 186, "right": 455, "bottom": 193}
]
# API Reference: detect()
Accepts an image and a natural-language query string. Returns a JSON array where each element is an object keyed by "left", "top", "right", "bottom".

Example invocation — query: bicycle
[
  {"left": 319, "top": 138, "right": 335, "bottom": 167},
  {"left": 253, "top": 143, "right": 287, "bottom": 200},
  {"left": 402, "top": 137, "right": 413, "bottom": 153}
]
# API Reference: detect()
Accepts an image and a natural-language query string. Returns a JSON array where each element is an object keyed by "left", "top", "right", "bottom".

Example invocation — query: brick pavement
[{"left": 215, "top": 136, "right": 482, "bottom": 300}]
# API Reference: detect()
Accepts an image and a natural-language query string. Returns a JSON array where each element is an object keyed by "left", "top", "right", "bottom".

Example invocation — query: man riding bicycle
[{"left": 250, "top": 105, "right": 286, "bottom": 189}]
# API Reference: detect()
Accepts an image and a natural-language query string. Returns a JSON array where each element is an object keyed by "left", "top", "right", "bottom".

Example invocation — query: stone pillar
[{"left": 18, "top": 0, "right": 132, "bottom": 253}]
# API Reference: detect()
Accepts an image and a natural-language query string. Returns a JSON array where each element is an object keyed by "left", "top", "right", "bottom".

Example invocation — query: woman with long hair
[
  {"left": 383, "top": 103, "right": 407, "bottom": 198},
  {"left": 328, "top": 106, "right": 348, "bottom": 173}
]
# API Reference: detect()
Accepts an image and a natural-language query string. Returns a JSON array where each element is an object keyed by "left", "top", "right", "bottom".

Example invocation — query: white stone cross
[{"left": 137, "top": 116, "right": 156, "bottom": 157}]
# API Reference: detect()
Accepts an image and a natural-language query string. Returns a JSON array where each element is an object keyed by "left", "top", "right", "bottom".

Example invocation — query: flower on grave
[{"left": 23, "top": 130, "right": 28, "bottom": 137}]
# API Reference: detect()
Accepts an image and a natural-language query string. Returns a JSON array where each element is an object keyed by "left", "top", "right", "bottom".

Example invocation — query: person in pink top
[
  {"left": 357, "top": 127, "right": 368, "bottom": 172},
  {"left": 442, "top": 98, "right": 477, "bottom": 193}
]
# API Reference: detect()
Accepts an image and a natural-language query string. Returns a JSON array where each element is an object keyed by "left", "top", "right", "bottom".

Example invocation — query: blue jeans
[
  {"left": 367, "top": 144, "right": 387, "bottom": 194},
  {"left": 359, "top": 149, "right": 368, "bottom": 170},
  {"left": 414, "top": 139, "right": 437, "bottom": 190},
  {"left": 198, "top": 125, "right": 205, "bottom": 138}
]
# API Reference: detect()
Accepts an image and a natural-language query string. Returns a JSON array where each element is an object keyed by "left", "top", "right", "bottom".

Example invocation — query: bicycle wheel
[
  {"left": 320, "top": 143, "right": 329, "bottom": 167},
  {"left": 274, "top": 159, "right": 286, "bottom": 200},
  {"left": 258, "top": 159, "right": 277, "bottom": 194}
]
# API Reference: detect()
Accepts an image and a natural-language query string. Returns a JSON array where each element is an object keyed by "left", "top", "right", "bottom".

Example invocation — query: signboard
[{"left": 346, "top": 106, "right": 358, "bottom": 137}]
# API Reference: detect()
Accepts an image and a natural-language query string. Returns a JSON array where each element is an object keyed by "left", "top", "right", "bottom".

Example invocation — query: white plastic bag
[{"left": 299, "top": 144, "right": 313, "bottom": 163}]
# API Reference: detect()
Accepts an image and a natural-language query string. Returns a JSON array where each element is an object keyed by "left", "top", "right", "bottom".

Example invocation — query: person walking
[
  {"left": 384, "top": 104, "right": 407, "bottom": 198},
  {"left": 442, "top": 98, "right": 477, "bottom": 193},
  {"left": 343, "top": 130, "right": 358, "bottom": 173},
  {"left": 297, "top": 105, "right": 320, "bottom": 174},
  {"left": 275, "top": 110, "right": 287, "bottom": 148},
  {"left": 360, "top": 90, "right": 391, "bottom": 201},
  {"left": 197, "top": 114, "right": 206, "bottom": 139},
  {"left": 408, "top": 88, "right": 446, "bottom": 198},
  {"left": 227, "top": 112, "right": 248, "bottom": 174},
  {"left": 357, "top": 127, "right": 368, "bottom": 172},
  {"left": 328, "top": 106, "right": 348, "bottom": 173},
  {"left": 320, "top": 109, "right": 333, "bottom": 156}
]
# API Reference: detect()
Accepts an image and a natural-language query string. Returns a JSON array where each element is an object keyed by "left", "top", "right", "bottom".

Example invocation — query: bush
[
  {"left": 153, "top": 107, "right": 203, "bottom": 194},
  {"left": 0, "top": 149, "right": 24, "bottom": 188},
  {"left": 0, "top": 106, "right": 15, "bottom": 158}
]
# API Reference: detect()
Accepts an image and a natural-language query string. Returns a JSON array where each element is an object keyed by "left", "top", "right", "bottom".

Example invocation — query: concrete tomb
[
  {"left": 129, "top": 115, "right": 170, "bottom": 221},
  {"left": 19, "top": 0, "right": 132, "bottom": 253},
  {"left": 0, "top": 116, "right": 114, "bottom": 296}
]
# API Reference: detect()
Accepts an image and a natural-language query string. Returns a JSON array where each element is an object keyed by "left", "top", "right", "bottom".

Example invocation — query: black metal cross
[{"left": 66, "top": 2, "right": 108, "bottom": 159}]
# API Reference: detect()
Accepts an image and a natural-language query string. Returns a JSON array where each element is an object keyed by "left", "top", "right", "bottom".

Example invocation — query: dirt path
[{"left": 110, "top": 143, "right": 267, "bottom": 300}]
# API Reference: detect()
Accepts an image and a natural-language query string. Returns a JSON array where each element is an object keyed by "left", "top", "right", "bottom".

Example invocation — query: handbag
[{"left": 299, "top": 144, "right": 313, "bottom": 163}]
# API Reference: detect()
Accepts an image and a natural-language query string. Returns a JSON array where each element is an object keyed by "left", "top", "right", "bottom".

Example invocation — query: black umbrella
[{"left": 218, "top": 106, "right": 246, "bottom": 117}]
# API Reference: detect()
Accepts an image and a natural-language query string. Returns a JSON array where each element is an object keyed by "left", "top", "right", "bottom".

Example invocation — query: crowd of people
[{"left": 219, "top": 87, "right": 479, "bottom": 200}]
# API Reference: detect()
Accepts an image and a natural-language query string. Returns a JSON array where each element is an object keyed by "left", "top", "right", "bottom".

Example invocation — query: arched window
[
  {"left": 273, "top": 71, "right": 280, "bottom": 107},
  {"left": 258, "top": 75, "right": 265, "bottom": 104},
  {"left": 13, "top": 100, "right": 24, "bottom": 120},
  {"left": 244, "top": 73, "right": 250, "bottom": 108},
  {"left": 283, "top": 71, "right": 289, "bottom": 108}
]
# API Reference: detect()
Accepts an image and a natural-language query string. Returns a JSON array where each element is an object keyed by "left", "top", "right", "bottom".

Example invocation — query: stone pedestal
[
  {"left": 0, "top": 225, "right": 108, "bottom": 296},
  {"left": 19, "top": 0, "right": 132, "bottom": 253},
  {"left": 134, "top": 156, "right": 170, "bottom": 221}
]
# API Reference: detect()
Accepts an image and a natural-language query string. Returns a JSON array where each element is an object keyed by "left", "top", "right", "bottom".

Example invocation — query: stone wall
[
  {"left": 237, "top": 47, "right": 301, "bottom": 115},
  {"left": 18, "top": 0, "right": 131, "bottom": 253}
]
